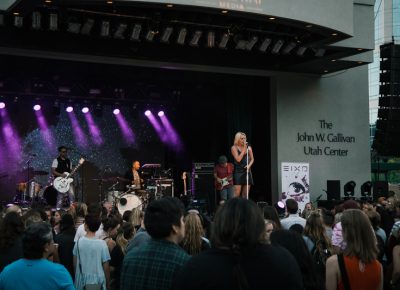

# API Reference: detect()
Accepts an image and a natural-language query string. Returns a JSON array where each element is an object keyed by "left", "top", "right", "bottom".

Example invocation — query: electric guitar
[
  {"left": 216, "top": 177, "right": 231, "bottom": 191},
  {"left": 53, "top": 158, "right": 85, "bottom": 193}
]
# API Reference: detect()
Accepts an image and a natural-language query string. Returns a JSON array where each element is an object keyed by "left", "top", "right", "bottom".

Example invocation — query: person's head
[
  {"left": 342, "top": 199, "right": 360, "bottom": 210},
  {"left": 366, "top": 210, "right": 381, "bottom": 231},
  {"left": 54, "top": 210, "right": 64, "bottom": 224},
  {"left": 23, "top": 222, "right": 54, "bottom": 259},
  {"left": 132, "top": 160, "right": 140, "bottom": 171},
  {"left": 289, "top": 223, "right": 304, "bottom": 235},
  {"left": 60, "top": 214, "right": 75, "bottom": 232},
  {"left": 304, "top": 202, "right": 313, "bottom": 211},
  {"left": 130, "top": 208, "right": 144, "bottom": 228},
  {"left": 262, "top": 205, "right": 282, "bottom": 229},
  {"left": 304, "top": 210, "right": 331, "bottom": 247},
  {"left": 285, "top": 199, "right": 299, "bottom": 215},
  {"left": 87, "top": 203, "right": 102, "bottom": 217},
  {"left": 116, "top": 222, "right": 134, "bottom": 254},
  {"left": 218, "top": 155, "right": 228, "bottom": 167},
  {"left": 84, "top": 214, "right": 102, "bottom": 233},
  {"left": 341, "top": 209, "right": 378, "bottom": 263},
  {"left": 103, "top": 216, "right": 121, "bottom": 239},
  {"left": 182, "top": 212, "right": 204, "bottom": 255},
  {"left": 75, "top": 202, "right": 88, "bottom": 218},
  {"left": 122, "top": 210, "right": 132, "bottom": 222},
  {"left": 211, "top": 198, "right": 265, "bottom": 250},
  {"left": 58, "top": 146, "right": 68, "bottom": 158},
  {"left": 0, "top": 211, "right": 24, "bottom": 249},
  {"left": 233, "top": 132, "right": 247, "bottom": 146},
  {"left": 44, "top": 206, "right": 52, "bottom": 222},
  {"left": 23, "top": 209, "right": 43, "bottom": 227},
  {"left": 264, "top": 219, "right": 274, "bottom": 242},
  {"left": 270, "top": 229, "right": 322, "bottom": 290},
  {"left": 5, "top": 204, "right": 22, "bottom": 216},
  {"left": 144, "top": 197, "right": 185, "bottom": 243}
]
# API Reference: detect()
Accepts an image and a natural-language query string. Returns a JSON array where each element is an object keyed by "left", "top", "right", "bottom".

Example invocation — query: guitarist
[
  {"left": 214, "top": 155, "right": 234, "bottom": 205},
  {"left": 51, "top": 146, "right": 74, "bottom": 209}
]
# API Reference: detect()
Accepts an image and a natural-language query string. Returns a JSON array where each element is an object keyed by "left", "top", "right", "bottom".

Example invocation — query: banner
[{"left": 281, "top": 162, "right": 310, "bottom": 212}]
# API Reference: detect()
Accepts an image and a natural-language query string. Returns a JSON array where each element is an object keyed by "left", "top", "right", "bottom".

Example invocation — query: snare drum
[{"left": 117, "top": 194, "right": 142, "bottom": 215}]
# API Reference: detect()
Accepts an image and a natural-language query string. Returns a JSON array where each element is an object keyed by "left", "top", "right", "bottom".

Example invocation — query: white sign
[{"left": 281, "top": 162, "right": 310, "bottom": 212}]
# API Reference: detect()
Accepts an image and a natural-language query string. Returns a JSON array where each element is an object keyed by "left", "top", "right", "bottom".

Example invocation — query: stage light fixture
[
  {"left": 282, "top": 41, "right": 296, "bottom": 54},
  {"left": 246, "top": 36, "right": 258, "bottom": 51},
  {"left": 49, "top": 13, "right": 58, "bottom": 31},
  {"left": 235, "top": 39, "right": 247, "bottom": 50},
  {"left": 145, "top": 30, "right": 157, "bottom": 42},
  {"left": 158, "top": 111, "right": 164, "bottom": 117},
  {"left": 177, "top": 28, "right": 187, "bottom": 45},
  {"left": 259, "top": 37, "right": 272, "bottom": 52},
  {"left": 130, "top": 24, "right": 142, "bottom": 41},
  {"left": 114, "top": 23, "right": 127, "bottom": 39},
  {"left": 0, "top": 102, "right": 5, "bottom": 109},
  {"left": 32, "top": 11, "right": 41, "bottom": 30},
  {"left": 100, "top": 21, "right": 110, "bottom": 37},
  {"left": 344, "top": 181, "right": 356, "bottom": 198},
  {"left": 14, "top": 15, "right": 23, "bottom": 28},
  {"left": 219, "top": 32, "right": 230, "bottom": 49},
  {"left": 189, "top": 30, "right": 202, "bottom": 47},
  {"left": 207, "top": 31, "right": 215, "bottom": 48},
  {"left": 113, "top": 108, "right": 120, "bottom": 115},
  {"left": 361, "top": 181, "right": 372, "bottom": 197},
  {"left": 81, "top": 107, "right": 89, "bottom": 114},
  {"left": 315, "top": 48, "right": 326, "bottom": 57},
  {"left": 271, "top": 39, "right": 284, "bottom": 54},
  {"left": 296, "top": 46, "right": 307, "bottom": 56},
  {"left": 144, "top": 110, "right": 151, "bottom": 116},
  {"left": 67, "top": 21, "right": 81, "bottom": 34},
  {"left": 274, "top": 201, "right": 286, "bottom": 218},
  {"left": 160, "top": 26, "right": 173, "bottom": 43},
  {"left": 33, "top": 104, "right": 41, "bottom": 111},
  {"left": 66, "top": 106, "right": 74, "bottom": 113},
  {"left": 81, "top": 19, "right": 95, "bottom": 35}
]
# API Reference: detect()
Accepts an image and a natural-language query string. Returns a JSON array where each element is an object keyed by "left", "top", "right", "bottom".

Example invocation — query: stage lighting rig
[{"left": 344, "top": 181, "right": 356, "bottom": 199}]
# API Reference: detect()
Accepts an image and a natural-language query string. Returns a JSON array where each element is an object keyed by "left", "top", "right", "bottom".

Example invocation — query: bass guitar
[{"left": 53, "top": 158, "right": 85, "bottom": 193}]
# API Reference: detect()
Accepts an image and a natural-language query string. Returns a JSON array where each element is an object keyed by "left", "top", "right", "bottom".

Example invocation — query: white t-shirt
[{"left": 74, "top": 223, "right": 106, "bottom": 242}]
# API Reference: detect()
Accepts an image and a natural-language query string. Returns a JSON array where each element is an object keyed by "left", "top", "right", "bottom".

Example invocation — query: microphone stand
[{"left": 246, "top": 144, "right": 249, "bottom": 199}]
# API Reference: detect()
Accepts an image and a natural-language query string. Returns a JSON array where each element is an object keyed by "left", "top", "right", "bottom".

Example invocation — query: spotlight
[
  {"left": 246, "top": 36, "right": 258, "bottom": 51},
  {"left": 67, "top": 20, "right": 81, "bottom": 34},
  {"left": 49, "top": 13, "right": 58, "bottom": 31},
  {"left": 66, "top": 106, "right": 73, "bottom": 113},
  {"left": 158, "top": 111, "right": 164, "bottom": 117},
  {"left": 219, "top": 32, "right": 230, "bottom": 49},
  {"left": 259, "top": 37, "right": 272, "bottom": 52},
  {"left": 189, "top": 30, "right": 202, "bottom": 47},
  {"left": 177, "top": 28, "right": 187, "bottom": 45},
  {"left": 207, "top": 31, "right": 215, "bottom": 48},
  {"left": 32, "top": 11, "right": 41, "bottom": 30},
  {"left": 113, "top": 108, "right": 120, "bottom": 115},
  {"left": 144, "top": 110, "right": 151, "bottom": 116},
  {"left": 271, "top": 39, "right": 284, "bottom": 54},
  {"left": 14, "top": 15, "right": 23, "bottom": 28},
  {"left": 235, "top": 39, "right": 247, "bottom": 50},
  {"left": 100, "top": 21, "right": 110, "bottom": 37},
  {"left": 282, "top": 41, "right": 296, "bottom": 54},
  {"left": 361, "top": 181, "right": 372, "bottom": 197},
  {"left": 296, "top": 46, "right": 307, "bottom": 56},
  {"left": 160, "top": 26, "right": 173, "bottom": 43},
  {"left": 145, "top": 30, "right": 157, "bottom": 42},
  {"left": 274, "top": 201, "right": 286, "bottom": 218},
  {"left": 81, "top": 107, "right": 89, "bottom": 114},
  {"left": 33, "top": 104, "right": 41, "bottom": 111},
  {"left": 315, "top": 48, "right": 326, "bottom": 57},
  {"left": 81, "top": 19, "right": 95, "bottom": 35},
  {"left": 114, "top": 23, "right": 127, "bottom": 39},
  {"left": 130, "top": 24, "right": 142, "bottom": 41},
  {"left": 344, "top": 181, "right": 356, "bottom": 198},
  {"left": 0, "top": 102, "right": 5, "bottom": 109}
]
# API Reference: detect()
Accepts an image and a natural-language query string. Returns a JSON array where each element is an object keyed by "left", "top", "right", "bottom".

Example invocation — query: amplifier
[{"left": 193, "top": 162, "right": 215, "bottom": 173}]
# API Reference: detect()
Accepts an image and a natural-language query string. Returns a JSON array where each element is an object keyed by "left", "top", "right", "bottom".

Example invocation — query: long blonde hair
[
  {"left": 341, "top": 209, "right": 378, "bottom": 263},
  {"left": 129, "top": 208, "right": 143, "bottom": 228},
  {"left": 304, "top": 210, "right": 331, "bottom": 250},
  {"left": 233, "top": 132, "right": 246, "bottom": 146},
  {"left": 182, "top": 213, "right": 204, "bottom": 255}
]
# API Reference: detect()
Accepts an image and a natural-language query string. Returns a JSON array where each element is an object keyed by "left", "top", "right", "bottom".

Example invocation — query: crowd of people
[{"left": 1, "top": 193, "right": 400, "bottom": 290}]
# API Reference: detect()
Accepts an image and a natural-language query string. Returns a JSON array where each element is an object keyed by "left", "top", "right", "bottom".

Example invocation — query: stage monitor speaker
[
  {"left": 194, "top": 172, "right": 216, "bottom": 214},
  {"left": 373, "top": 181, "right": 389, "bottom": 200},
  {"left": 327, "top": 180, "right": 341, "bottom": 200}
]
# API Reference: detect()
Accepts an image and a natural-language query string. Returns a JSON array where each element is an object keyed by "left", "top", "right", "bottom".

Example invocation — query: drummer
[{"left": 124, "top": 160, "right": 144, "bottom": 189}]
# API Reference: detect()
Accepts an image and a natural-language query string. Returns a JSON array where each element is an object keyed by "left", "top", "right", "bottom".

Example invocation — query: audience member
[
  {"left": 0, "top": 212, "right": 24, "bottom": 272},
  {"left": 281, "top": 199, "right": 306, "bottom": 230}
]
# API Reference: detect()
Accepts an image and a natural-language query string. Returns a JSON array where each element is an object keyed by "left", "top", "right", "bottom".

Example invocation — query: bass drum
[
  {"left": 43, "top": 186, "right": 58, "bottom": 207},
  {"left": 117, "top": 194, "right": 142, "bottom": 215}
]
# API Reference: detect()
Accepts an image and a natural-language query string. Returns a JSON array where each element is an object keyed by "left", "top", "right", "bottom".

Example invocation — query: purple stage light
[
  {"left": 160, "top": 115, "right": 184, "bottom": 152},
  {"left": 158, "top": 111, "right": 164, "bottom": 117},
  {"left": 68, "top": 111, "right": 88, "bottom": 148},
  {"left": 113, "top": 109, "right": 120, "bottom": 115},
  {"left": 66, "top": 106, "right": 74, "bottom": 112},
  {"left": 84, "top": 112, "right": 104, "bottom": 145},
  {"left": 81, "top": 107, "right": 89, "bottom": 114},
  {"left": 0, "top": 102, "right": 5, "bottom": 109},
  {"left": 144, "top": 110, "right": 151, "bottom": 116},
  {"left": 115, "top": 113, "right": 135, "bottom": 145},
  {"left": 35, "top": 109, "right": 55, "bottom": 149},
  {"left": 33, "top": 104, "right": 41, "bottom": 111}
]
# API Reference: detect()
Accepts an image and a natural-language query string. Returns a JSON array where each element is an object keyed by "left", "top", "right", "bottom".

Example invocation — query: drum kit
[{"left": 14, "top": 168, "right": 51, "bottom": 206}]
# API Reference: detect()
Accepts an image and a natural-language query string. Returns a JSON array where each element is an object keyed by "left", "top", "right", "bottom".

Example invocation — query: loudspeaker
[
  {"left": 373, "top": 181, "right": 389, "bottom": 200},
  {"left": 327, "top": 180, "right": 341, "bottom": 200},
  {"left": 373, "top": 43, "right": 400, "bottom": 156},
  {"left": 194, "top": 172, "right": 216, "bottom": 214}
]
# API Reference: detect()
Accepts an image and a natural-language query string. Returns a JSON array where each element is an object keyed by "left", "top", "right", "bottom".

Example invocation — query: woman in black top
[{"left": 0, "top": 212, "right": 24, "bottom": 272}]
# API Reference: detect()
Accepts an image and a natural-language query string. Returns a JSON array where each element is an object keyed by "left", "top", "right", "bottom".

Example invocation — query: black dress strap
[{"left": 337, "top": 254, "right": 351, "bottom": 290}]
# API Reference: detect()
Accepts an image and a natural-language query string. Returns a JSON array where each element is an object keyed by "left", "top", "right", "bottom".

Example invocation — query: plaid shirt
[{"left": 120, "top": 238, "right": 190, "bottom": 290}]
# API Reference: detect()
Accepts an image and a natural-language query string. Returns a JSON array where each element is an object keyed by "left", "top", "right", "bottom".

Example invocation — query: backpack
[{"left": 311, "top": 239, "right": 331, "bottom": 279}]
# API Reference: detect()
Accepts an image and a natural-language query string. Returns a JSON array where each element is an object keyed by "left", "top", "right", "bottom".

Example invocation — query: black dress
[{"left": 233, "top": 148, "right": 254, "bottom": 185}]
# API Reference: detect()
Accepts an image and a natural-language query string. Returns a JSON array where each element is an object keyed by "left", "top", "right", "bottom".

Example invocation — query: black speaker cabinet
[
  {"left": 194, "top": 172, "right": 216, "bottom": 214},
  {"left": 327, "top": 180, "right": 341, "bottom": 200}
]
